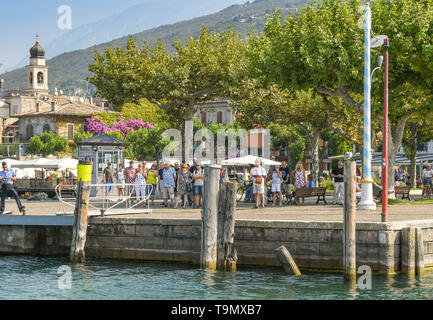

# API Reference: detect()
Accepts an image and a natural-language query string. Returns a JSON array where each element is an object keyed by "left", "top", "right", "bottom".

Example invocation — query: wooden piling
[
  {"left": 217, "top": 182, "right": 238, "bottom": 272},
  {"left": 401, "top": 227, "right": 416, "bottom": 276},
  {"left": 415, "top": 227, "right": 425, "bottom": 277},
  {"left": 200, "top": 164, "right": 220, "bottom": 270},
  {"left": 343, "top": 161, "right": 356, "bottom": 281},
  {"left": 275, "top": 245, "right": 301, "bottom": 276},
  {"left": 70, "top": 160, "right": 92, "bottom": 263}
]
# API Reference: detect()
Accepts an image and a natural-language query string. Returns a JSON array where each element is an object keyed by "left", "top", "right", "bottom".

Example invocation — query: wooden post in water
[
  {"left": 401, "top": 227, "right": 416, "bottom": 276},
  {"left": 217, "top": 182, "right": 238, "bottom": 272},
  {"left": 70, "top": 160, "right": 92, "bottom": 263},
  {"left": 275, "top": 245, "right": 301, "bottom": 276},
  {"left": 200, "top": 164, "right": 220, "bottom": 270},
  {"left": 343, "top": 161, "right": 356, "bottom": 281},
  {"left": 415, "top": 227, "right": 425, "bottom": 277}
]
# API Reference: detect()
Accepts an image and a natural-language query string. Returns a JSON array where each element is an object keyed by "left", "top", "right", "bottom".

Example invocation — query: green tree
[
  {"left": 268, "top": 123, "right": 306, "bottom": 171},
  {"left": 402, "top": 114, "right": 433, "bottom": 186},
  {"left": 27, "top": 132, "right": 69, "bottom": 156},
  {"left": 73, "top": 131, "right": 93, "bottom": 146},
  {"left": 107, "top": 125, "right": 171, "bottom": 165},
  {"left": 233, "top": 85, "right": 361, "bottom": 183},
  {"left": 251, "top": 0, "right": 433, "bottom": 195},
  {"left": 97, "top": 98, "right": 175, "bottom": 130},
  {"left": 287, "top": 90, "right": 361, "bottom": 184},
  {"left": 88, "top": 27, "right": 249, "bottom": 160}
]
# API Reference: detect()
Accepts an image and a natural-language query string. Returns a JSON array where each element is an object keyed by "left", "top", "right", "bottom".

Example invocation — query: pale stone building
[
  {"left": 194, "top": 99, "right": 234, "bottom": 126},
  {"left": 0, "top": 40, "right": 111, "bottom": 145}
]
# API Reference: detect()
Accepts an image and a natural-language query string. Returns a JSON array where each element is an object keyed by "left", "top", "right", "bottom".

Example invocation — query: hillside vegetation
[{"left": 1, "top": 0, "right": 308, "bottom": 95}]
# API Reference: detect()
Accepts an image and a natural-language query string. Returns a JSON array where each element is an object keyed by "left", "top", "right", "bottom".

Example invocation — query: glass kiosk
[{"left": 77, "top": 132, "right": 127, "bottom": 197}]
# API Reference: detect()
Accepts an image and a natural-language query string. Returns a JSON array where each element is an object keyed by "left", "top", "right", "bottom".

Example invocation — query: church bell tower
[{"left": 25, "top": 37, "right": 48, "bottom": 94}]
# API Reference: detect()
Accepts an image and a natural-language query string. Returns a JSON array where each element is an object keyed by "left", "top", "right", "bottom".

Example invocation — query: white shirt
[
  {"left": 193, "top": 169, "right": 204, "bottom": 186},
  {"left": 423, "top": 169, "right": 433, "bottom": 179}
]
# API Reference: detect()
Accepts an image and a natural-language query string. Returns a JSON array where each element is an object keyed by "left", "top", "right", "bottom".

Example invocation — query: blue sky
[{"left": 0, "top": 0, "right": 245, "bottom": 72}]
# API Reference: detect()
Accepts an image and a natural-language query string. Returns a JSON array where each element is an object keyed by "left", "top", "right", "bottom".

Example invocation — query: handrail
[{"left": 55, "top": 183, "right": 153, "bottom": 216}]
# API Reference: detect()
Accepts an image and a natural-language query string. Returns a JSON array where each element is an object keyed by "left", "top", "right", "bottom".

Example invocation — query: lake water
[{"left": 0, "top": 256, "right": 432, "bottom": 300}]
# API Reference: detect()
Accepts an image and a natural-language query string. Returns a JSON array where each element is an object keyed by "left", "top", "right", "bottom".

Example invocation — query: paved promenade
[{"left": 2, "top": 196, "right": 433, "bottom": 222}]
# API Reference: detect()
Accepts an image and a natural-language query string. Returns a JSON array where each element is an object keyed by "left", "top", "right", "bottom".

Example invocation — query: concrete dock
[{"left": 1, "top": 196, "right": 432, "bottom": 274}]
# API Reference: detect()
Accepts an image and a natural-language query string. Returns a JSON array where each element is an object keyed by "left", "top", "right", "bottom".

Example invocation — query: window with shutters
[
  {"left": 67, "top": 124, "right": 74, "bottom": 140},
  {"left": 217, "top": 111, "right": 223, "bottom": 124}
]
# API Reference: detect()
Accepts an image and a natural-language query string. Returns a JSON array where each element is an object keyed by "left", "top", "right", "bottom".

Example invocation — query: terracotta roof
[{"left": 14, "top": 102, "right": 112, "bottom": 117}]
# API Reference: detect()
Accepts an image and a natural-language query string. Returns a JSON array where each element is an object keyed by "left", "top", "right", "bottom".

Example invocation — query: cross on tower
[{"left": 35, "top": 33, "right": 39, "bottom": 41}]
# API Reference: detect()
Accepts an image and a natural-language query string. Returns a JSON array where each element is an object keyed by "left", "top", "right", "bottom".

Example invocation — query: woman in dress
[
  {"left": 134, "top": 164, "right": 147, "bottom": 206},
  {"left": 116, "top": 163, "right": 125, "bottom": 201},
  {"left": 292, "top": 163, "right": 307, "bottom": 203},
  {"left": 174, "top": 164, "right": 192, "bottom": 209},
  {"left": 271, "top": 166, "right": 283, "bottom": 207}
]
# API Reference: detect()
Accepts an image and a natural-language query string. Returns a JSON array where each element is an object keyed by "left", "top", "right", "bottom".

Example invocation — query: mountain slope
[
  {"left": 10, "top": 0, "right": 246, "bottom": 71},
  {"left": 1, "top": 0, "right": 308, "bottom": 95}
]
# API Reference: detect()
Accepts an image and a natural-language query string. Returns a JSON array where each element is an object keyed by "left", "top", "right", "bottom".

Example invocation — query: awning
[
  {"left": 222, "top": 155, "right": 281, "bottom": 166},
  {"left": 11, "top": 158, "right": 78, "bottom": 169}
]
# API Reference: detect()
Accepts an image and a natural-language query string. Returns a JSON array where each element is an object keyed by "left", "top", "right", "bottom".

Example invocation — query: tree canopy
[
  {"left": 88, "top": 26, "right": 248, "bottom": 115},
  {"left": 247, "top": 0, "right": 433, "bottom": 192}
]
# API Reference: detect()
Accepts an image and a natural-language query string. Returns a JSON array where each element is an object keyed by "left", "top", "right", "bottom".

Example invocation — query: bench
[
  {"left": 295, "top": 187, "right": 327, "bottom": 204},
  {"left": 395, "top": 186, "right": 412, "bottom": 200}
]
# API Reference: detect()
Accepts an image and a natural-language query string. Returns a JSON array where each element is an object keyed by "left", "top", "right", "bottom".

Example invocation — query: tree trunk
[
  {"left": 287, "top": 145, "right": 292, "bottom": 171},
  {"left": 217, "top": 182, "right": 238, "bottom": 272},
  {"left": 384, "top": 114, "right": 411, "bottom": 199},
  {"left": 388, "top": 141, "right": 397, "bottom": 199},
  {"left": 410, "top": 138, "right": 417, "bottom": 188},
  {"left": 318, "top": 141, "right": 328, "bottom": 180},
  {"left": 310, "top": 133, "right": 320, "bottom": 186}
]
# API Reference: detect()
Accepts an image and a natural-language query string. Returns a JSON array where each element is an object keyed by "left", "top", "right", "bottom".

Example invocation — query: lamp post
[
  {"left": 358, "top": 1, "right": 376, "bottom": 210},
  {"left": 382, "top": 37, "right": 389, "bottom": 222}
]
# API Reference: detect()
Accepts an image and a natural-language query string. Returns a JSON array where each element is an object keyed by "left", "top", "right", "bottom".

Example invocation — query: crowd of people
[
  {"left": 244, "top": 159, "right": 344, "bottom": 208},
  {"left": 3, "top": 157, "right": 431, "bottom": 215},
  {"left": 102, "top": 159, "right": 209, "bottom": 209}
]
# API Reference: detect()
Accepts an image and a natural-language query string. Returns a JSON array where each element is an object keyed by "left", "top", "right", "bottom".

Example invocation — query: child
[
  {"left": 271, "top": 166, "right": 283, "bottom": 206},
  {"left": 306, "top": 174, "right": 315, "bottom": 188}
]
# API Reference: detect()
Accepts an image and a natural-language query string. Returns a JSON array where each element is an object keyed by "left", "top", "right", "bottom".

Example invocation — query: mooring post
[
  {"left": 70, "top": 160, "right": 92, "bottom": 263},
  {"left": 343, "top": 161, "right": 356, "bottom": 282},
  {"left": 415, "top": 227, "right": 425, "bottom": 277},
  {"left": 217, "top": 182, "right": 238, "bottom": 272},
  {"left": 200, "top": 164, "right": 220, "bottom": 270},
  {"left": 401, "top": 227, "right": 416, "bottom": 276},
  {"left": 275, "top": 245, "right": 301, "bottom": 276}
]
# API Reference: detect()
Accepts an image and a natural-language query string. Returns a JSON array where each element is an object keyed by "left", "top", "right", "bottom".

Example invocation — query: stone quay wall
[{"left": 1, "top": 216, "right": 433, "bottom": 274}]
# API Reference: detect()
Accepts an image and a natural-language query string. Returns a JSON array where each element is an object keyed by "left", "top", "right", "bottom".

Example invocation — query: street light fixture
[
  {"left": 371, "top": 55, "right": 384, "bottom": 78},
  {"left": 367, "top": 33, "right": 390, "bottom": 221}
]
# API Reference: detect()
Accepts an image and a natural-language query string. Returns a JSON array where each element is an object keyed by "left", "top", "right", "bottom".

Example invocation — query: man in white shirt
[
  {"left": 422, "top": 164, "right": 433, "bottom": 189},
  {"left": 249, "top": 158, "right": 267, "bottom": 208}
]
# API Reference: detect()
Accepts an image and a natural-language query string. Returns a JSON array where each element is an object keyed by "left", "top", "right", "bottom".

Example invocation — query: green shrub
[
  {"left": 320, "top": 177, "right": 334, "bottom": 191},
  {"left": 27, "top": 132, "right": 69, "bottom": 156}
]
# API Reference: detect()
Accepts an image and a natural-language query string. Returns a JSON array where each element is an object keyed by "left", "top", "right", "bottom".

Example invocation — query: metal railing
[{"left": 55, "top": 183, "right": 153, "bottom": 216}]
